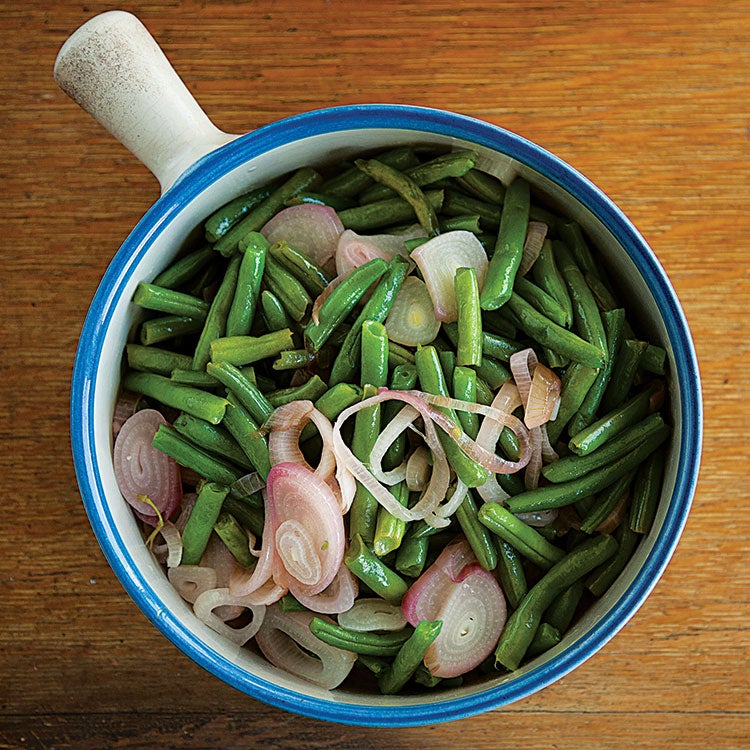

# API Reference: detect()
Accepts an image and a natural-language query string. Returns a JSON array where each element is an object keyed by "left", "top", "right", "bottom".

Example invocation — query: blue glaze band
[{"left": 70, "top": 104, "right": 702, "bottom": 727}]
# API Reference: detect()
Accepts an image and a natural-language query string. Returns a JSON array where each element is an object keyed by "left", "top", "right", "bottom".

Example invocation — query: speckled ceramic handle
[{"left": 54, "top": 10, "right": 238, "bottom": 193}]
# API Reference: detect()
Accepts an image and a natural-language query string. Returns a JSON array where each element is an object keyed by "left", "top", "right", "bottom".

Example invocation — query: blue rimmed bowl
[{"left": 58, "top": 10, "right": 702, "bottom": 727}]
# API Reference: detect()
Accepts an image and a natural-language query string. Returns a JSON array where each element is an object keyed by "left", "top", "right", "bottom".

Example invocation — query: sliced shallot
[
  {"left": 193, "top": 587, "right": 266, "bottom": 646},
  {"left": 518, "top": 221, "right": 548, "bottom": 277},
  {"left": 289, "top": 563, "right": 359, "bottom": 615},
  {"left": 384, "top": 276, "right": 441, "bottom": 347},
  {"left": 335, "top": 226, "right": 423, "bottom": 276},
  {"left": 168, "top": 565, "right": 218, "bottom": 604},
  {"left": 255, "top": 605, "right": 356, "bottom": 689},
  {"left": 337, "top": 597, "right": 408, "bottom": 633},
  {"left": 113, "top": 408, "right": 182, "bottom": 526}
]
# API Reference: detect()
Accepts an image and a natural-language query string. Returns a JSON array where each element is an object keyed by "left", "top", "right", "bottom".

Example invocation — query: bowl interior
[{"left": 71, "top": 105, "right": 700, "bottom": 726}]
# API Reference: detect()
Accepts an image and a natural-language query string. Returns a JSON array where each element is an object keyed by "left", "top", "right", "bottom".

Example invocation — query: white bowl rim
[{"left": 69, "top": 103, "right": 702, "bottom": 727}]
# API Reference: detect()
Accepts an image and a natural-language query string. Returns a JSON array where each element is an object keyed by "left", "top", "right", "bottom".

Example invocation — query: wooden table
[{"left": 2, "top": 2, "right": 748, "bottom": 747}]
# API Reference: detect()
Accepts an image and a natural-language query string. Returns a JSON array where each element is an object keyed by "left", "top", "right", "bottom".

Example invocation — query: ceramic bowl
[{"left": 58, "top": 10, "right": 702, "bottom": 727}]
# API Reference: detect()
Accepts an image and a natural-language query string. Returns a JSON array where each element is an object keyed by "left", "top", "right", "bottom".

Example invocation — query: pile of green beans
[{"left": 117, "top": 143, "right": 670, "bottom": 694}]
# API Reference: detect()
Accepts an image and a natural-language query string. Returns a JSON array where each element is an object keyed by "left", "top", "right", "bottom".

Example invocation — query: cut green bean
[
  {"left": 139, "top": 315, "right": 204, "bottom": 346},
  {"left": 214, "top": 512, "right": 255, "bottom": 568},
  {"left": 494, "top": 538, "right": 528, "bottom": 611},
  {"left": 543, "top": 413, "right": 666, "bottom": 484},
  {"left": 210, "top": 329, "right": 294, "bottom": 366},
  {"left": 544, "top": 580, "right": 585, "bottom": 633},
  {"left": 514, "top": 275, "right": 570, "bottom": 328},
  {"left": 454, "top": 168, "right": 506, "bottom": 205},
  {"left": 170, "top": 369, "right": 220, "bottom": 388},
  {"left": 126, "top": 344, "right": 193, "bottom": 376},
  {"left": 530, "top": 239, "right": 574, "bottom": 328},
  {"left": 508, "top": 422, "right": 670, "bottom": 513},
  {"left": 204, "top": 183, "right": 276, "bottom": 242},
  {"left": 570, "top": 383, "right": 660, "bottom": 456},
  {"left": 480, "top": 177, "right": 531, "bottom": 310},
  {"left": 455, "top": 491, "right": 497, "bottom": 571},
  {"left": 152, "top": 246, "right": 215, "bottom": 289},
  {"left": 122, "top": 371, "right": 229, "bottom": 424},
  {"left": 381, "top": 363, "right": 419, "bottom": 469},
  {"left": 222, "top": 394, "right": 272, "bottom": 479},
  {"left": 266, "top": 374, "right": 328, "bottom": 407},
  {"left": 507, "top": 293, "right": 606, "bottom": 369},
  {"left": 223, "top": 495, "right": 264, "bottom": 538},
  {"left": 641, "top": 343, "right": 668, "bottom": 376},
  {"left": 262, "top": 252, "right": 312, "bottom": 322},
  {"left": 600, "top": 339, "right": 649, "bottom": 413},
  {"left": 584, "top": 271, "right": 619, "bottom": 311},
  {"left": 345, "top": 533, "right": 409, "bottom": 605},
  {"left": 526, "top": 622, "right": 562, "bottom": 658},
  {"left": 299, "top": 383, "right": 363, "bottom": 443},
  {"left": 442, "top": 189, "right": 501, "bottom": 231},
  {"left": 361, "top": 320, "right": 390, "bottom": 388},
  {"left": 272, "top": 348, "right": 313, "bottom": 371},
  {"left": 586, "top": 522, "right": 641, "bottom": 597},
  {"left": 557, "top": 220, "right": 600, "bottom": 279},
  {"left": 378, "top": 620, "right": 443, "bottom": 694},
  {"left": 439, "top": 214, "right": 483, "bottom": 234},
  {"left": 442, "top": 322, "right": 522, "bottom": 364},
  {"left": 415, "top": 345, "right": 490, "bottom": 488},
  {"left": 192, "top": 254, "right": 241, "bottom": 371},
  {"left": 478, "top": 503, "right": 565, "bottom": 570},
  {"left": 494, "top": 534, "right": 618, "bottom": 670},
  {"left": 260, "top": 289, "right": 294, "bottom": 332},
  {"left": 132, "top": 282, "right": 209, "bottom": 319},
  {"left": 373, "top": 481, "right": 410, "bottom": 558},
  {"left": 305, "top": 258, "right": 389, "bottom": 352},
  {"left": 309, "top": 616, "right": 412, "bottom": 656},
  {"left": 214, "top": 167, "right": 321, "bottom": 256},
  {"left": 546, "top": 362, "right": 601, "bottom": 445},
  {"left": 338, "top": 190, "right": 444, "bottom": 233},
  {"left": 285, "top": 191, "right": 357, "bottom": 212},
  {"left": 225, "top": 234, "right": 268, "bottom": 337},
  {"left": 152, "top": 424, "right": 243, "bottom": 485},
  {"left": 181, "top": 482, "right": 230, "bottom": 566},
  {"left": 471, "top": 355, "right": 511, "bottom": 390},
  {"left": 173, "top": 412, "right": 252, "bottom": 470},
  {"left": 205, "top": 361, "right": 275, "bottom": 424},
  {"left": 579, "top": 473, "right": 633, "bottom": 534},
  {"left": 452, "top": 366, "right": 479, "bottom": 439},
  {"left": 454, "top": 266, "right": 483, "bottom": 367},
  {"left": 629, "top": 447, "right": 666, "bottom": 534},
  {"left": 268, "top": 240, "right": 332, "bottom": 296}
]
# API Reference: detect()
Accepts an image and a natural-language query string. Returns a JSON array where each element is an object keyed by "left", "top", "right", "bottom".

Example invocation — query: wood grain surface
[{"left": 2, "top": 1, "right": 748, "bottom": 748}]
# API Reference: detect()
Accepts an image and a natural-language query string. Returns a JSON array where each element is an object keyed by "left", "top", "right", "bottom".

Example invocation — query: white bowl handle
[{"left": 54, "top": 10, "right": 239, "bottom": 193}]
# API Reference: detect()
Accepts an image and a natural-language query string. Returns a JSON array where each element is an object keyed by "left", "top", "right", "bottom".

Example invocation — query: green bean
[
  {"left": 180, "top": 482, "right": 230, "bottom": 565},
  {"left": 305, "top": 258, "right": 389, "bottom": 352},
  {"left": 122, "top": 371, "right": 229, "bottom": 424},
  {"left": 225, "top": 235, "right": 268, "bottom": 337},
  {"left": 278, "top": 593, "right": 309, "bottom": 613},
  {"left": 272, "top": 348, "right": 313, "bottom": 371},
  {"left": 309, "top": 616, "right": 413, "bottom": 656},
  {"left": 268, "top": 240, "right": 332, "bottom": 296},
  {"left": 381, "top": 363, "right": 419, "bottom": 469},
  {"left": 506, "top": 293, "right": 606, "bottom": 369},
  {"left": 546, "top": 362, "right": 601, "bottom": 446},
  {"left": 454, "top": 267, "right": 483, "bottom": 367},
  {"left": 569, "top": 382, "right": 660, "bottom": 456},
  {"left": 132, "top": 282, "right": 209, "bottom": 319},
  {"left": 349, "top": 385, "right": 382, "bottom": 545},
  {"left": 173, "top": 412, "right": 252, "bottom": 470},
  {"left": 584, "top": 271, "right": 619, "bottom": 312},
  {"left": 455, "top": 491, "right": 497, "bottom": 571},
  {"left": 454, "top": 168, "right": 506, "bottom": 205},
  {"left": 544, "top": 580, "right": 585, "bottom": 633},
  {"left": 586, "top": 521, "right": 640, "bottom": 597},
  {"left": 126, "top": 344, "right": 193, "bottom": 376},
  {"left": 415, "top": 346, "right": 490, "bottom": 488},
  {"left": 579, "top": 473, "right": 633, "bottom": 534},
  {"left": 361, "top": 320, "right": 389, "bottom": 388},
  {"left": 480, "top": 177, "right": 531, "bottom": 310},
  {"left": 526, "top": 622, "right": 562, "bottom": 658},
  {"left": 394, "top": 526, "right": 432, "bottom": 578},
  {"left": 494, "top": 534, "right": 618, "bottom": 670},
  {"left": 629, "top": 447, "right": 666, "bottom": 534},
  {"left": 214, "top": 167, "right": 321, "bottom": 256},
  {"left": 439, "top": 214, "right": 483, "bottom": 234},
  {"left": 192, "top": 254, "right": 241, "bottom": 371},
  {"left": 204, "top": 183, "right": 276, "bottom": 242},
  {"left": 214, "top": 512, "right": 255, "bottom": 568},
  {"left": 152, "top": 246, "right": 215, "bottom": 289},
  {"left": 530, "top": 239, "right": 574, "bottom": 328},
  {"left": 328, "top": 256, "right": 409, "bottom": 386},
  {"left": 209, "top": 328, "right": 294, "bottom": 366},
  {"left": 557, "top": 220, "right": 600, "bottom": 280},
  {"left": 345, "top": 533, "right": 409, "bottom": 605},
  {"left": 359, "top": 150, "right": 478, "bottom": 204},
  {"left": 357, "top": 654, "right": 389, "bottom": 676},
  {"left": 569, "top": 308, "right": 626, "bottom": 435},
  {"left": 266, "top": 374, "right": 328, "bottom": 407},
  {"left": 387, "top": 341, "right": 416, "bottom": 368},
  {"left": 478, "top": 503, "right": 565, "bottom": 570},
  {"left": 641, "top": 343, "right": 668, "bottom": 376},
  {"left": 222, "top": 393, "right": 272, "bottom": 479},
  {"left": 471, "top": 355, "right": 511, "bottom": 390},
  {"left": 205, "top": 361, "right": 274, "bottom": 424},
  {"left": 284, "top": 191, "right": 357, "bottom": 212},
  {"left": 442, "top": 189, "right": 500, "bottom": 231},
  {"left": 378, "top": 620, "right": 443, "bottom": 695},
  {"left": 554, "top": 241, "right": 608, "bottom": 360},
  {"left": 452, "top": 366, "right": 479, "bottom": 439},
  {"left": 438, "top": 349, "right": 455, "bottom": 392},
  {"left": 473, "top": 374, "right": 494, "bottom": 406},
  {"left": 507, "top": 422, "right": 670, "bottom": 513},
  {"left": 320, "top": 146, "right": 420, "bottom": 198},
  {"left": 139, "top": 315, "right": 204, "bottom": 346},
  {"left": 514, "top": 276, "right": 570, "bottom": 328},
  {"left": 170, "top": 369, "right": 220, "bottom": 388},
  {"left": 260, "top": 289, "right": 293, "bottom": 332},
  {"left": 600, "top": 339, "right": 649, "bottom": 413},
  {"left": 337, "top": 190, "right": 444, "bottom": 232},
  {"left": 299, "top": 383, "right": 363, "bottom": 443},
  {"left": 223, "top": 495, "right": 264, "bottom": 538},
  {"left": 544, "top": 413, "right": 665, "bottom": 484},
  {"left": 373, "top": 481, "right": 410, "bottom": 557},
  {"left": 494, "top": 538, "right": 528, "bottom": 611},
  {"left": 443, "top": 322, "right": 522, "bottom": 364},
  {"left": 260, "top": 252, "right": 311, "bottom": 322}
]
